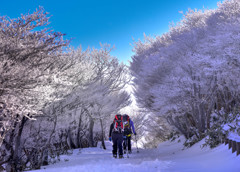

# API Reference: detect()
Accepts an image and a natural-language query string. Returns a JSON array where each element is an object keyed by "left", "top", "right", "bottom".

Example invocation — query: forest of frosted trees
[
  {"left": 0, "top": 7, "right": 131, "bottom": 171},
  {"left": 1, "top": 0, "right": 240, "bottom": 171},
  {"left": 130, "top": 0, "right": 240, "bottom": 147}
]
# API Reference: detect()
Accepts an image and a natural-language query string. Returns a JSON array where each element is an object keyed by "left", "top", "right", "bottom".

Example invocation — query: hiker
[
  {"left": 109, "top": 114, "right": 124, "bottom": 158},
  {"left": 122, "top": 114, "right": 136, "bottom": 154}
]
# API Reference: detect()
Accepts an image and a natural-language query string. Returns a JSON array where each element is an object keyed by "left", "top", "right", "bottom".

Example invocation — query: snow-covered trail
[
  {"left": 32, "top": 141, "right": 171, "bottom": 172},
  {"left": 30, "top": 138, "right": 240, "bottom": 172}
]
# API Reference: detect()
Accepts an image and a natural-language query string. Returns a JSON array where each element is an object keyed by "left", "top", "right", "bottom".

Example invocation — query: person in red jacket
[{"left": 109, "top": 114, "right": 124, "bottom": 158}]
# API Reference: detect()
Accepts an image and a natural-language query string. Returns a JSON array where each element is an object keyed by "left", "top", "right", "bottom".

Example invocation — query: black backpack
[
  {"left": 122, "top": 114, "right": 131, "bottom": 136},
  {"left": 113, "top": 114, "right": 123, "bottom": 133}
]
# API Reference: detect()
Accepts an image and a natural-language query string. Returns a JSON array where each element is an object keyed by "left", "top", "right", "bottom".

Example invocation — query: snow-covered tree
[
  {"left": 130, "top": 0, "right": 240, "bottom": 144},
  {"left": 0, "top": 7, "right": 70, "bottom": 148}
]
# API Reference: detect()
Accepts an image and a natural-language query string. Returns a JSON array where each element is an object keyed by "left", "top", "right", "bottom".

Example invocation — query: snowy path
[
  {"left": 30, "top": 138, "right": 240, "bottom": 172},
  {"left": 32, "top": 142, "right": 171, "bottom": 172}
]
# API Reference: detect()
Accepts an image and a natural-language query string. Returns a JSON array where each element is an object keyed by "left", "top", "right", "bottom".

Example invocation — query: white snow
[
  {"left": 228, "top": 132, "right": 240, "bottom": 142},
  {"left": 28, "top": 137, "right": 240, "bottom": 172}
]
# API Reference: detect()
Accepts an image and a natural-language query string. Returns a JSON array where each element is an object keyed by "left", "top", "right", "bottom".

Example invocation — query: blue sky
[{"left": 0, "top": 0, "right": 220, "bottom": 64}]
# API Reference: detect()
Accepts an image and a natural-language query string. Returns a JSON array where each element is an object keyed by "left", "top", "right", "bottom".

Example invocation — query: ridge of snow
[{"left": 28, "top": 138, "right": 240, "bottom": 172}]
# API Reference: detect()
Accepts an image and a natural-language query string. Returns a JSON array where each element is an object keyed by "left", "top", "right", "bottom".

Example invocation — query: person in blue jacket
[{"left": 122, "top": 114, "right": 136, "bottom": 154}]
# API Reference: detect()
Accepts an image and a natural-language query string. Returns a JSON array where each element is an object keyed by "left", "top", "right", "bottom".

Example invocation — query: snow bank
[
  {"left": 228, "top": 132, "right": 240, "bottom": 142},
  {"left": 28, "top": 139, "right": 240, "bottom": 172},
  {"left": 156, "top": 136, "right": 240, "bottom": 172}
]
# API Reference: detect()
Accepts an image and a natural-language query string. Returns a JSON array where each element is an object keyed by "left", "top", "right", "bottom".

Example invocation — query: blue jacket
[{"left": 129, "top": 119, "right": 136, "bottom": 135}]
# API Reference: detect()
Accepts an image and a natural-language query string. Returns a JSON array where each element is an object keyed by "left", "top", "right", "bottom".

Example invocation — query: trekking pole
[
  {"left": 135, "top": 135, "right": 139, "bottom": 153},
  {"left": 125, "top": 137, "right": 129, "bottom": 158},
  {"left": 126, "top": 145, "right": 129, "bottom": 158}
]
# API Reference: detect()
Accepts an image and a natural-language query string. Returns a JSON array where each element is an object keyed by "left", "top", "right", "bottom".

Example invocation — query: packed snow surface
[{"left": 29, "top": 137, "right": 240, "bottom": 172}]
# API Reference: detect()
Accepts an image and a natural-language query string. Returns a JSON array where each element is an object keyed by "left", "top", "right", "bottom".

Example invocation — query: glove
[
  {"left": 109, "top": 137, "right": 112, "bottom": 142},
  {"left": 134, "top": 133, "right": 137, "bottom": 135}
]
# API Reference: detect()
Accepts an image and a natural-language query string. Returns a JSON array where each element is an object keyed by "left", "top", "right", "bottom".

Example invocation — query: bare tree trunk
[
  {"left": 99, "top": 118, "right": 106, "bottom": 149},
  {"left": 13, "top": 116, "right": 28, "bottom": 170},
  {"left": 67, "top": 127, "right": 76, "bottom": 149},
  {"left": 41, "top": 115, "right": 58, "bottom": 167},
  {"left": 88, "top": 116, "right": 95, "bottom": 147},
  {"left": 5, "top": 120, "right": 18, "bottom": 172},
  {"left": 76, "top": 109, "right": 83, "bottom": 148},
  {"left": 199, "top": 103, "right": 206, "bottom": 133},
  {"left": 206, "top": 99, "right": 215, "bottom": 129}
]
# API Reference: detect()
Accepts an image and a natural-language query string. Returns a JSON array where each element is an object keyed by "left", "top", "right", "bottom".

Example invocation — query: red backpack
[{"left": 113, "top": 114, "right": 123, "bottom": 133}]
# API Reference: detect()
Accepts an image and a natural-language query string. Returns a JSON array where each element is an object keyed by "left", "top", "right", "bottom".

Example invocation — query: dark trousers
[
  {"left": 123, "top": 136, "right": 131, "bottom": 151},
  {"left": 112, "top": 132, "right": 123, "bottom": 155}
]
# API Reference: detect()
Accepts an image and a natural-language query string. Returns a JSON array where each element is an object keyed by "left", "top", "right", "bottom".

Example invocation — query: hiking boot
[
  {"left": 113, "top": 154, "right": 117, "bottom": 158},
  {"left": 128, "top": 150, "right": 132, "bottom": 154},
  {"left": 119, "top": 154, "right": 124, "bottom": 159}
]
